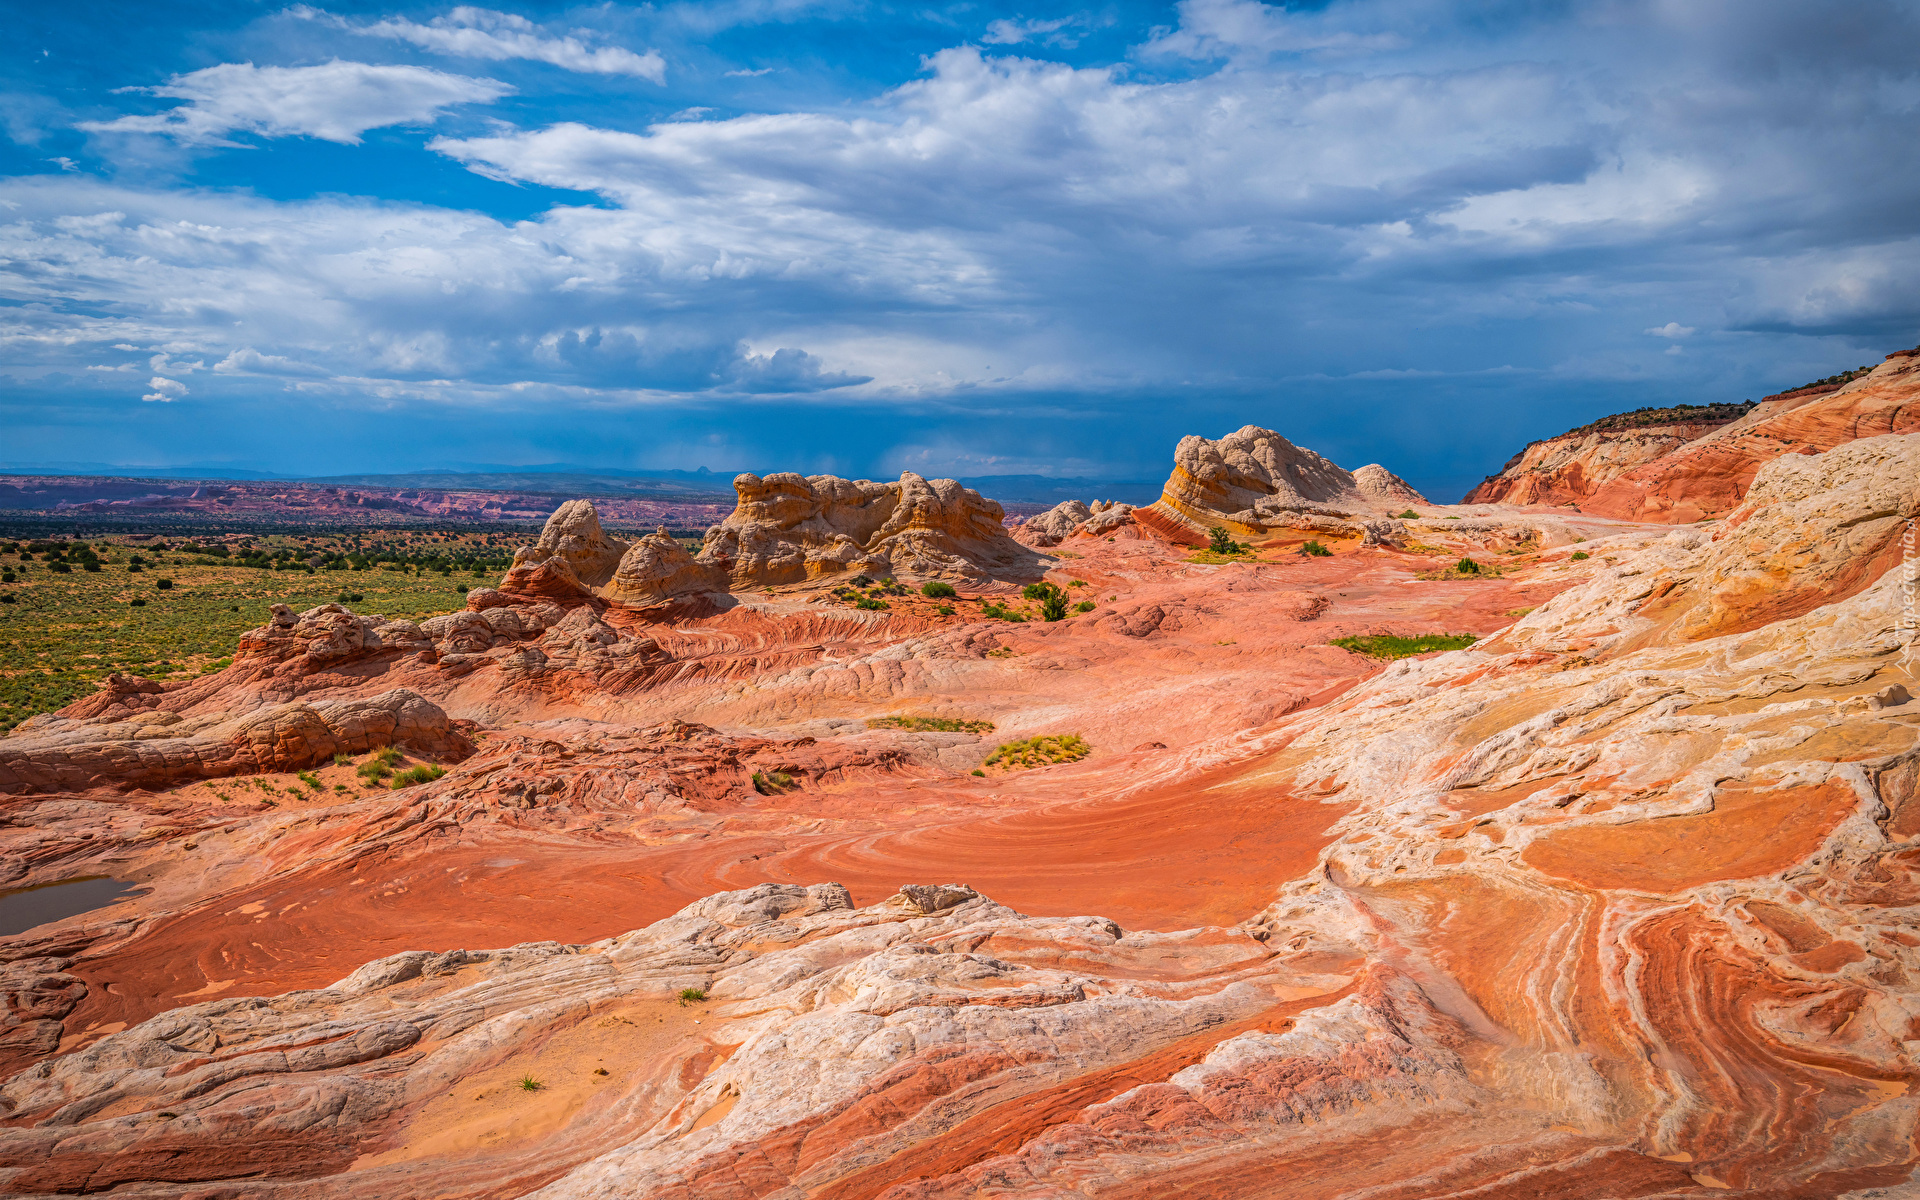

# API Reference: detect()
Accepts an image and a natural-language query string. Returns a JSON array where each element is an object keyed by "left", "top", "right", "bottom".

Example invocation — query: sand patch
[{"left": 354, "top": 999, "right": 706, "bottom": 1168}]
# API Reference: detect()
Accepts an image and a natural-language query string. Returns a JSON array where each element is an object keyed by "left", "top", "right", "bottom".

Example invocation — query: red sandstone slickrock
[{"left": 2, "top": 406, "right": 1918, "bottom": 1197}]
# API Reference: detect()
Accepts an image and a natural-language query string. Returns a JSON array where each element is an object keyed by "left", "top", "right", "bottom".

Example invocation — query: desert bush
[
  {"left": 390, "top": 764, "right": 446, "bottom": 788},
  {"left": 1396, "top": 509, "right": 1421, "bottom": 519},
  {"left": 156, "top": 578, "right": 174, "bottom": 590},
  {"left": 1570, "top": 551, "right": 1589, "bottom": 560},
  {"left": 1300, "top": 540, "right": 1332, "bottom": 557},
  {"left": 1207, "top": 526, "right": 1247, "bottom": 554},
  {"left": 921, "top": 580, "right": 957, "bottom": 599},
  {"left": 855, "top": 596, "right": 889, "bottom": 610},
  {"left": 1075, "top": 600, "right": 1095, "bottom": 613},
  {"left": 129, "top": 597, "right": 146, "bottom": 607},
  {"left": 985, "top": 734, "right": 1091, "bottom": 770},
  {"left": 1455, "top": 558, "right": 1479, "bottom": 574},
  {"left": 678, "top": 988, "right": 708, "bottom": 1006},
  {"left": 752, "top": 770, "right": 797, "bottom": 794}
]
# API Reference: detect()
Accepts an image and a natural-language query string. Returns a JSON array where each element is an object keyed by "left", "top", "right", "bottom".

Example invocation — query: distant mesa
[{"left": 508, "top": 471, "right": 1051, "bottom": 605}]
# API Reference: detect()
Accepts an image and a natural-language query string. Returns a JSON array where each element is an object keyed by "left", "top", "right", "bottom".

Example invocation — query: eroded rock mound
[
  {"left": 1142, "top": 425, "right": 1417, "bottom": 546},
  {"left": 1014, "top": 499, "right": 1136, "bottom": 547},
  {"left": 0, "top": 687, "right": 466, "bottom": 794},
  {"left": 504, "top": 472, "right": 1049, "bottom": 606}
]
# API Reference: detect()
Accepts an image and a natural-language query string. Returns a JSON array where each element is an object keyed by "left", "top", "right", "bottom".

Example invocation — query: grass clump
[
  {"left": 390, "top": 764, "right": 446, "bottom": 789},
  {"left": 751, "top": 770, "right": 797, "bottom": 795},
  {"left": 985, "top": 733, "right": 1091, "bottom": 771},
  {"left": 980, "top": 601, "right": 1028, "bottom": 622},
  {"left": 1299, "top": 540, "right": 1332, "bottom": 557},
  {"left": 678, "top": 987, "right": 708, "bottom": 1006},
  {"left": 868, "top": 715, "right": 995, "bottom": 734},
  {"left": 518, "top": 1075, "right": 543, "bottom": 1092},
  {"left": 1331, "top": 633, "right": 1479, "bottom": 660},
  {"left": 920, "top": 580, "right": 956, "bottom": 599}
]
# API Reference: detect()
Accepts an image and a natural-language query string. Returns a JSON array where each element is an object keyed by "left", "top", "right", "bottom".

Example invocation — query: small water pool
[{"left": 0, "top": 877, "right": 145, "bottom": 938}]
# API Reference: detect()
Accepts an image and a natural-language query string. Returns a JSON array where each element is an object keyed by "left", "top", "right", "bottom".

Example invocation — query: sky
[{"left": 2, "top": 0, "right": 1918, "bottom": 501}]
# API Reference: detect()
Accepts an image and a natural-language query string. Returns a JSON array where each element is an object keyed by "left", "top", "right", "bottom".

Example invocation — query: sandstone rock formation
[
  {"left": 1461, "top": 418, "right": 1737, "bottom": 507},
  {"left": 5, "top": 420, "right": 1920, "bottom": 1196},
  {"left": 1468, "top": 346, "right": 1920, "bottom": 518},
  {"left": 502, "top": 471, "right": 1049, "bottom": 607},
  {"left": 1141, "top": 425, "right": 1417, "bottom": 546},
  {"left": 1013, "top": 499, "right": 1136, "bottom": 547}
]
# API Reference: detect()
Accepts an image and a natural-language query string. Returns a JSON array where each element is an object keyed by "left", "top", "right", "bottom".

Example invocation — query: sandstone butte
[{"left": 0, "top": 351, "right": 1917, "bottom": 1198}]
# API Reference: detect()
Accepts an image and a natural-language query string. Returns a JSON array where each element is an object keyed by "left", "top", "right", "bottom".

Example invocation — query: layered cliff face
[
  {"left": 1468, "top": 348, "right": 1920, "bottom": 517},
  {"left": 1462, "top": 420, "right": 1734, "bottom": 506}
]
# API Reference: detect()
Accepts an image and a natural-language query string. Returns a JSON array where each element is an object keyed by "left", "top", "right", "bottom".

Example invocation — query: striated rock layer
[
  {"left": 1469, "top": 347, "right": 1920, "bottom": 518},
  {"left": 3, "top": 426, "right": 1920, "bottom": 1195}
]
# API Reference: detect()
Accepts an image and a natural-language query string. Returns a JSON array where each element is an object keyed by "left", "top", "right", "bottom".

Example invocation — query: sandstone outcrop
[
  {"left": 1350, "top": 462, "right": 1429, "bottom": 506},
  {"left": 7, "top": 419, "right": 1920, "bottom": 1195},
  {"left": 1461, "top": 419, "right": 1735, "bottom": 507},
  {"left": 0, "top": 687, "right": 467, "bottom": 794},
  {"left": 1468, "top": 347, "right": 1920, "bottom": 518},
  {"left": 1013, "top": 499, "right": 1136, "bottom": 547},
  {"left": 502, "top": 471, "right": 1050, "bottom": 606}
]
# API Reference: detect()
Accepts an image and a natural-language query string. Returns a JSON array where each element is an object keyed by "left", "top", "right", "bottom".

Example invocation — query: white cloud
[
  {"left": 724, "top": 67, "right": 775, "bottom": 77},
  {"left": 79, "top": 61, "right": 510, "bottom": 146},
  {"left": 983, "top": 16, "right": 1082, "bottom": 47},
  {"left": 1647, "top": 322, "right": 1695, "bottom": 338},
  {"left": 215, "top": 346, "right": 330, "bottom": 376},
  {"left": 143, "top": 375, "right": 187, "bottom": 401},
  {"left": 299, "top": 6, "right": 666, "bottom": 83},
  {"left": 1141, "top": 0, "right": 1405, "bottom": 61}
]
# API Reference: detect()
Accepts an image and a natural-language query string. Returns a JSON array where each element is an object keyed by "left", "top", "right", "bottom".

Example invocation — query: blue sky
[{"left": 3, "top": 0, "right": 1917, "bottom": 500}]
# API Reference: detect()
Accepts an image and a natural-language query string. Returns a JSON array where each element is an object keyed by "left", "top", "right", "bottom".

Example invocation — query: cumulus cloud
[
  {"left": 12, "top": 0, "right": 1920, "bottom": 484},
  {"left": 143, "top": 376, "right": 187, "bottom": 402},
  {"left": 298, "top": 6, "right": 666, "bottom": 83},
  {"left": 80, "top": 61, "right": 510, "bottom": 146}
]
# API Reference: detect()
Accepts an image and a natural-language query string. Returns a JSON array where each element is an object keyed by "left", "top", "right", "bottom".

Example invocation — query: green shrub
[
  {"left": 332, "top": 753, "right": 353, "bottom": 766},
  {"left": 855, "top": 596, "right": 889, "bottom": 610},
  {"left": 868, "top": 715, "right": 995, "bottom": 734},
  {"left": 518, "top": 1075, "right": 543, "bottom": 1092},
  {"left": 980, "top": 602, "right": 1028, "bottom": 622},
  {"left": 1330, "top": 633, "right": 1478, "bottom": 660},
  {"left": 1570, "top": 551, "right": 1590, "bottom": 560},
  {"left": 678, "top": 987, "right": 708, "bottom": 1006},
  {"left": 971, "top": 768, "right": 986, "bottom": 777},
  {"left": 1300, "top": 541, "right": 1332, "bottom": 557},
  {"left": 1207, "top": 526, "right": 1247, "bottom": 554},
  {"left": 752, "top": 770, "right": 797, "bottom": 794},
  {"left": 936, "top": 604, "right": 954, "bottom": 615},
  {"left": 1455, "top": 558, "right": 1480, "bottom": 574},
  {"left": 49, "top": 561, "right": 71, "bottom": 574},
  {"left": 1395, "top": 510, "right": 1420, "bottom": 519},
  {"left": 1074, "top": 600, "right": 1095, "bottom": 613},
  {"left": 390, "top": 764, "right": 446, "bottom": 788},
  {"left": 129, "top": 597, "right": 146, "bottom": 607},
  {"left": 155, "top": 578, "right": 174, "bottom": 590},
  {"left": 921, "top": 580, "right": 957, "bottom": 599},
  {"left": 985, "top": 734, "right": 1091, "bottom": 770}
]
